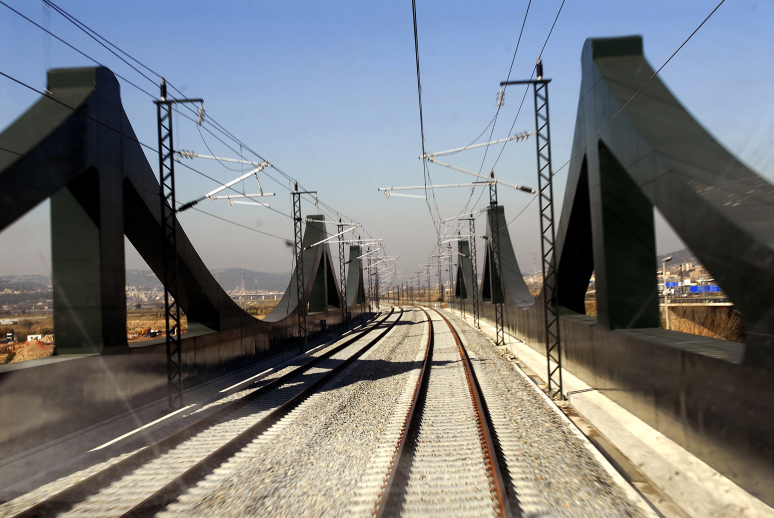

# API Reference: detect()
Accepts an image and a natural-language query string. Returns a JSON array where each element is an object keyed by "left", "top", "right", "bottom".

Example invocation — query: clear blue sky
[{"left": 1, "top": 0, "right": 773, "bottom": 281}]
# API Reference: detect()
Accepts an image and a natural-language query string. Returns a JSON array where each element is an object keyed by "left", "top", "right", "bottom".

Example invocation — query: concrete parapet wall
[{"left": 0, "top": 308, "right": 358, "bottom": 460}]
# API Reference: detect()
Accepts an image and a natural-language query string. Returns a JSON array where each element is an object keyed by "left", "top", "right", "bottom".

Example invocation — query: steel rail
[
  {"left": 375, "top": 307, "right": 514, "bottom": 518},
  {"left": 121, "top": 306, "right": 404, "bottom": 517},
  {"left": 13, "top": 310, "right": 391, "bottom": 518},
  {"left": 374, "top": 306, "right": 433, "bottom": 517},
  {"left": 434, "top": 308, "right": 514, "bottom": 518}
]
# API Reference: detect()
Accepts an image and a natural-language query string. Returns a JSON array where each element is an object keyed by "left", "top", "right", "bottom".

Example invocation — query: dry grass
[
  {"left": 663, "top": 305, "right": 743, "bottom": 342},
  {"left": 243, "top": 299, "right": 281, "bottom": 319},
  {"left": 0, "top": 317, "right": 54, "bottom": 340},
  {"left": 583, "top": 300, "right": 742, "bottom": 342}
]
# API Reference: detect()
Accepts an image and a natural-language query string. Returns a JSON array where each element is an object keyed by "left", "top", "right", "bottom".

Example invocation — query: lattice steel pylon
[
  {"left": 466, "top": 217, "right": 480, "bottom": 328},
  {"left": 534, "top": 77, "right": 563, "bottom": 400},
  {"left": 489, "top": 174, "right": 504, "bottom": 347},
  {"left": 426, "top": 268, "right": 431, "bottom": 304},
  {"left": 367, "top": 248, "right": 373, "bottom": 313},
  {"left": 438, "top": 261, "right": 443, "bottom": 303},
  {"left": 375, "top": 268, "right": 380, "bottom": 310},
  {"left": 447, "top": 243, "right": 453, "bottom": 310},
  {"left": 338, "top": 218, "right": 347, "bottom": 332},
  {"left": 292, "top": 183, "right": 307, "bottom": 353},
  {"left": 154, "top": 78, "right": 202, "bottom": 410},
  {"left": 501, "top": 63, "right": 563, "bottom": 399}
]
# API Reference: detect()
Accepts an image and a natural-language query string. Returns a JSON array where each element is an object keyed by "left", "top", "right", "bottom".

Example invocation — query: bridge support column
[
  {"left": 591, "top": 143, "right": 660, "bottom": 330},
  {"left": 51, "top": 177, "right": 126, "bottom": 354}
]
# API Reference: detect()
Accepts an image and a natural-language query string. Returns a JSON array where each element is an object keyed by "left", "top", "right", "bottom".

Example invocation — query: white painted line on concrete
[{"left": 89, "top": 404, "right": 196, "bottom": 452}]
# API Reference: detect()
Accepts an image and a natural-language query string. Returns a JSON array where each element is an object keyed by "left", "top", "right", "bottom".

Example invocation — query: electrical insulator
[
  {"left": 197, "top": 104, "right": 205, "bottom": 126},
  {"left": 536, "top": 57, "right": 543, "bottom": 80},
  {"left": 160, "top": 77, "right": 167, "bottom": 101},
  {"left": 496, "top": 86, "right": 505, "bottom": 108}
]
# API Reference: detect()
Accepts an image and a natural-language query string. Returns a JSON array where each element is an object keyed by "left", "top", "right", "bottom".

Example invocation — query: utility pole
[
  {"left": 438, "top": 261, "right": 443, "bottom": 303},
  {"left": 663, "top": 256, "right": 673, "bottom": 330},
  {"left": 447, "top": 243, "right": 453, "bottom": 310},
  {"left": 488, "top": 172, "right": 505, "bottom": 347},
  {"left": 501, "top": 56, "right": 562, "bottom": 399},
  {"left": 367, "top": 247, "right": 373, "bottom": 314},
  {"left": 292, "top": 183, "right": 315, "bottom": 353},
  {"left": 154, "top": 78, "right": 202, "bottom": 410},
  {"left": 461, "top": 217, "right": 480, "bottom": 328},
  {"left": 375, "top": 268, "right": 380, "bottom": 310},
  {"left": 426, "top": 268, "right": 431, "bottom": 305},
  {"left": 338, "top": 218, "right": 348, "bottom": 332}
]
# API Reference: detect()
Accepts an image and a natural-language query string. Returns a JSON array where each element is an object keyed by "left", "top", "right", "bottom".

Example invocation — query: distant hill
[
  {"left": 1, "top": 269, "right": 289, "bottom": 293},
  {"left": 657, "top": 248, "right": 698, "bottom": 267},
  {"left": 0, "top": 275, "right": 51, "bottom": 290},
  {"left": 126, "top": 268, "right": 288, "bottom": 293},
  {"left": 210, "top": 268, "right": 289, "bottom": 293},
  {"left": 125, "top": 269, "right": 162, "bottom": 288}
]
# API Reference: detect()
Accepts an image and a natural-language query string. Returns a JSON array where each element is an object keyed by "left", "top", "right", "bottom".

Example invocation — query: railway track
[
  {"left": 372, "top": 307, "right": 517, "bottom": 518},
  {"left": 6, "top": 307, "right": 403, "bottom": 518}
]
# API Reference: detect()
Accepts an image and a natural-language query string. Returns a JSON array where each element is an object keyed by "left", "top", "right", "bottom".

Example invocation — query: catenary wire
[
  {"left": 547, "top": 0, "right": 727, "bottom": 180},
  {"left": 0, "top": 0, "right": 157, "bottom": 99},
  {"left": 0, "top": 145, "right": 289, "bottom": 241},
  {"left": 0, "top": 70, "right": 287, "bottom": 215},
  {"left": 489, "top": 0, "right": 565, "bottom": 172},
  {"left": 446, "top": 0, "right": 533, "bottom": 233},
  {"left": 7, "top": 0, "right": 366, "bottom": 233},
  {"left": 500, "top": 0, "right": 727, "bottom": 233},
  {"left": 410, "top": 0, "right": 443, "bottom": 235}
]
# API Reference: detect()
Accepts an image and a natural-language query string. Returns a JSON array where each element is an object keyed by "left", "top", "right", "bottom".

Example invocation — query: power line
[
  {"left": 549, "top": 0, "right": 727, "bottom": 180},
  {"left": 42, "top": 0, "right": 159, "bottom": 89},
  {"left": 0, "top": 0, "right": 157, "bottom": 99},
  {"left": 5, "top": 0, "right": 366, "bottom": 234},
  {"left": 0, "top": 69, "right": 156, "bottom": 153},
  {"left": 0, "top": 70, "right": 286, "bottom": 216},
  {"left": 442, "top": 0, "right": 533, "bottom": 233},
  {"left": 0, "top": 145, "right": 289, "bottom": 241},
  {"left": 410, "top": 0, "right": 440, "bottom": 235},
  {"left": 489, "top": 0, "right": 565, "bottom": 172},
  {"left": 502, "top": 0, "right": 727, "bottom": 233},
  {"left": 188, "top": 207, "right": 288, "bottom": 241},
  {"left": 475, "top": 0, "right": 532, "bottom": 177}
]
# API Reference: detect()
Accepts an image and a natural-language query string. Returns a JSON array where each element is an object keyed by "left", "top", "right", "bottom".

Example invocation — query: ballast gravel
[
  {"left": 160, "top": 307, "right": 427, "bottom": 518},
  {"left": 0, "top": 315, "right": 384, "bottom": 518},
  {"left": 444, "top": 310, "right": 646, "bottom": 518}
]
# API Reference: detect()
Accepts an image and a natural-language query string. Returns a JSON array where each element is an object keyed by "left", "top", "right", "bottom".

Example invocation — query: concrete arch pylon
[
  {"left": 0, "top": 66, "right": 347, "bottom": 352},
  {"left": 263, "top": 215, "right": 344, "bottom": 321}
]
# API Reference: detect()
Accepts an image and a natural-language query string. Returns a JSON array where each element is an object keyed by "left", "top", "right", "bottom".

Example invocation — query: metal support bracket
[
  {"left": 489, "top": 180, "right": 504, "bottom": 347},
  {"left": 533, "top": 81, "right": 563, "bottom": 400},
  {"left": 154, "top": 81, "right": 203, "bottom": 410},
  {"left": 338, "top": 219, "right": 348, "bottom": 332},
  {"left": 292, "top": 186, "right": 307, "bottom": 353}
]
